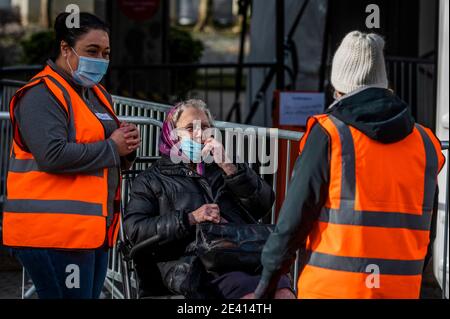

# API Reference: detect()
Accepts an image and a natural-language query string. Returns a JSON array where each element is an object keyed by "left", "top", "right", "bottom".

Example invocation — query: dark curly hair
[{"left": 53, "top": 12, "right": 109, "bottom": 59}]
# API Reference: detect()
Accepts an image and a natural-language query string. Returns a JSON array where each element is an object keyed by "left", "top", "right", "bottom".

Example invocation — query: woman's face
[
  {"left": 63, "top": 29, "right": 110, "bottom": 71},
  {"left": 334, "top": 91, "right": 344, "bottom": 100},
  {"left": 175, "top": 107, "right": 211, "bottom": 143}
]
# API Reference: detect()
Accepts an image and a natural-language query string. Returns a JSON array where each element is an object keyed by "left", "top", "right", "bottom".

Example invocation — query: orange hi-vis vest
[
  {"left": 3, "top": 65, "right": 121, "bottom": 249},
  {"left": 297, "top": 114, "right": 445, "bottom": 299}
]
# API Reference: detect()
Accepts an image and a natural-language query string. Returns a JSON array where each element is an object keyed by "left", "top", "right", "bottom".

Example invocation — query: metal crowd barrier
[{"left": 0, "top": 82, "right": 448, "bottom": 299}]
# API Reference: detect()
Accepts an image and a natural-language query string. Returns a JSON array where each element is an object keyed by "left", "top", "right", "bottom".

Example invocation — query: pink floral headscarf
[{"left": 159, "top": 104, "right": 204, "bottom": 175}]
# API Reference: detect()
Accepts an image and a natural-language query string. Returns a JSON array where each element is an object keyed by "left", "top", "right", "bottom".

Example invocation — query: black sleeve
[
  {"left": 15, "top": 84, "right": 120, "bottom": 174},
  {"left": 424, "top": 186, "right": 439, "bottom": 270},
  {"left": 123, "top": 172, "right": 193, "bottom": 246},
  {"left": 255, "top": 124, "right": 330, "bottom": 298},
  {"left": 223, "top": 163, "right": 275, "bottom": 220}
]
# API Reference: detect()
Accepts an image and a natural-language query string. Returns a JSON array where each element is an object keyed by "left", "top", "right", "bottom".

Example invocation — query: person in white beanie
[{"left": 253, "top": 31, "right": 445, "bottom": 299}]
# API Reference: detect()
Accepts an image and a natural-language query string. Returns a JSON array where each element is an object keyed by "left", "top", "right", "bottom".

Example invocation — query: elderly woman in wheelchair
[{"left": 123, "top": 100, "right": 295, "bottom": 299}]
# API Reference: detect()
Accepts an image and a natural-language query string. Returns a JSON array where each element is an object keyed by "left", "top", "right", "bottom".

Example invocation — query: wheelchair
[{"left": 112, "top": 156, "right": 297, "bottom": 300}]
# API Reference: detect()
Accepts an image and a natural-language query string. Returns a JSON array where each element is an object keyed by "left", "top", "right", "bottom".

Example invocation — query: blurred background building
[{"left": 0, "top": 0, "right": 441, "bottom": 128}]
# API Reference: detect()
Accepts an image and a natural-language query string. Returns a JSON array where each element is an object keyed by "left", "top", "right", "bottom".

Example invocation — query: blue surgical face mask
[
  {"left": 180, "top": 138, "right": 203, "bottom": 163},
  {"left": 67, "top": 48, "right": 109, "bottom": 88}
]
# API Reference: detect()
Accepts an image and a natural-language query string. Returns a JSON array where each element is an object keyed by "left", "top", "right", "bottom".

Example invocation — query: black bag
[{"left": 195, "top": 222, "right": 275, "bottom": 274}]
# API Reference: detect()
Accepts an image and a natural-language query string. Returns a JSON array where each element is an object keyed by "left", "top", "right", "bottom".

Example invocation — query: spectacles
[{"left": 177, "top": 125, "right": 212, "bottom": 132}]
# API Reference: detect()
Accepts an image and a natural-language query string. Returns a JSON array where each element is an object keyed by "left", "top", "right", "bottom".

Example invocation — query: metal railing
[
  {"left": 0, "top": 65, "right": 42, "bottom": 82},
  {"left": 385, "top": 57, "right": 437, "bottom": 130}
]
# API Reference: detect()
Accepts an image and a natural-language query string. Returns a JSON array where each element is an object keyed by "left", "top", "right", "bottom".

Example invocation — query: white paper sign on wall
[{"left": 279, "top": 92, "right": 325, "bottom": 126}]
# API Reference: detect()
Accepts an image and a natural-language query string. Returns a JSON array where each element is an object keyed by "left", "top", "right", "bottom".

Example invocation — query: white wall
[
  {"left": 11, "top": 0, "right": 28, "bottom": 25},
  {"left": 10, "top": 0, "right": 49, "bottom": 26},
  {"left": 433, "top": 0, "right": 449, "bottom": 299},
  {"left": 419, "top": 0, "right": 438, "bottom": 57}
]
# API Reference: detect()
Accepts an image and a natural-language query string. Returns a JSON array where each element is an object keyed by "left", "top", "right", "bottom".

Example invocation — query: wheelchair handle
[{"left": 129, "top": 234, "right": 162, "bottom": 260}]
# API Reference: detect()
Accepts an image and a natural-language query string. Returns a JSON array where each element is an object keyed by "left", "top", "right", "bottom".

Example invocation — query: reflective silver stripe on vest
[
  {"left": 9, "top": 151, "right": 40, "bottom": 173},
  {"left": 329, "top": 115, "right": 356, "bottom": 210},
  {"left": 4, "top": 199, "right": 103, "bottom": 216},
  {"left": 319, "top": 207, "right": 432, "bottom": 231},
  {"left": 415, "top": 124, "right": 439, "bottom": 212},
  {"left": 45, "top": 75, "right": 76, "bottom": 143},
  {"left": 307, "top": 251, "right": 424, "bottom": 276},
  {"left": 9, "top": 151, "right": 104, "bottom": 177},
  {"left": 95, "top": 85, "right": 111, "bottom": 105}
]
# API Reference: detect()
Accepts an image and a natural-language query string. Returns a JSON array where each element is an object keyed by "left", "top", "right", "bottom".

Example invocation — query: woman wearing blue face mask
[
  {"left": 123, "top": 100, "right": 295, "bottom": 299},
  {"left": 3, "top": 12, "right": 141, "bottom": 299}
]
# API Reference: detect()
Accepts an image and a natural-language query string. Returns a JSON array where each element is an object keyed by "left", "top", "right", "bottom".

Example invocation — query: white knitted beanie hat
[{"left": 331, "top": 31, "right": 388, "bottom": 94}]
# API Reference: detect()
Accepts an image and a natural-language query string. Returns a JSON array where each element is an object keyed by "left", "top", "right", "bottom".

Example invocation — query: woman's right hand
[
  {"left": 188, "top": 204, "right": 222, "bottom": 225},
  {"left": 110, "top": 127, "right": 135, "bottom": 156}
]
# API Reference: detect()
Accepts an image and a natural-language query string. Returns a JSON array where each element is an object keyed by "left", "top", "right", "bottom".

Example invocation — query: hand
[
  {"left": 202, "top": 137, "right": 226, "bottom": 164},
  {"left": 188, "top": 204, "right": 221, "bottom": 225},
  {"left": 202, "top": 138, "right": 237, "bottom": 175},
  {"left": 120, "top": 122, "right": 141, "bottom": 152},
  {"left": 110, "top": 128, "right": 134, "bottom": 156}
]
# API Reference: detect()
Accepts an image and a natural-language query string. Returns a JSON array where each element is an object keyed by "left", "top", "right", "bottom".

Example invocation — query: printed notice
[{"left": 279, "top": 92, "right": 325, "bottom": 126}]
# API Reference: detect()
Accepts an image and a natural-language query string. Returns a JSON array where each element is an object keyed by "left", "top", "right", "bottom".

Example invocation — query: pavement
[
  {"left": 0, "top": 271, "right": 22, "bottom": 299},
  {"left": 0, "top": 247, "right": 25, "bottom": 299}
]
